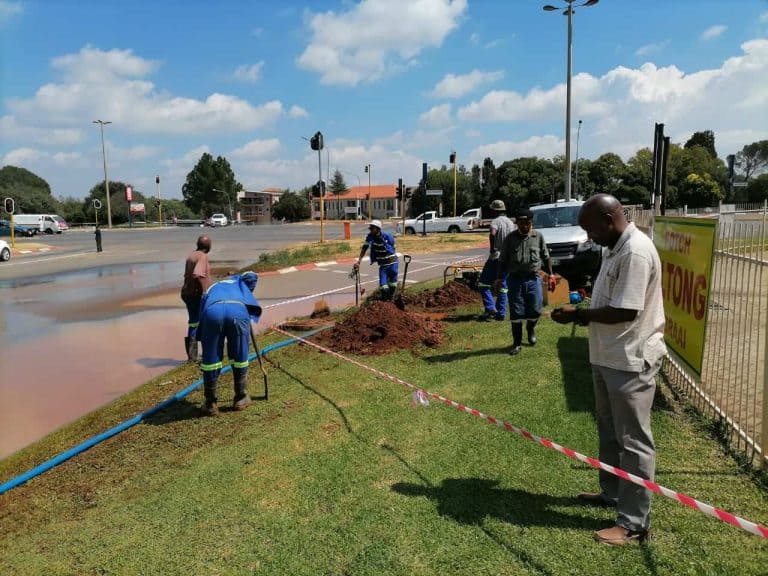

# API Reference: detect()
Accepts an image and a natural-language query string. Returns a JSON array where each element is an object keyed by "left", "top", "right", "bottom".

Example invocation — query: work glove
[
  {"left": 353, "top": 262, "right": 360, "bottom": 271},
  {"left": 547, "top": 275, "right": 557, "bottom": 292}
]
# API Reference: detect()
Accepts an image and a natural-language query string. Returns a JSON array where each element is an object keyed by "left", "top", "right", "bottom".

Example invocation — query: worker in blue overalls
[
  {"left": 353, "top": 220, "right": 398, "bottom": 301},
  {"left": 198, "top": 271, "right": 262, "bottom": 416}
]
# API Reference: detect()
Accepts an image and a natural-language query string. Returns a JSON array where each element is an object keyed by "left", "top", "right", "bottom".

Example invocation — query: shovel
[
  {"left": 249, "top": 323, "right": 269, "bottom": 400},
  {"left": 349, "top": 266, "right": 361, "bottom": 306},
  {"left": 393, "top": 254, "right": 412, "bottom": 310}
]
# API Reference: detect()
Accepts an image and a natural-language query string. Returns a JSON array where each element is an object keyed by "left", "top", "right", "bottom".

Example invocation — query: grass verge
[{"left": 1, "top": 289, "right": 767, "bottom": 575}]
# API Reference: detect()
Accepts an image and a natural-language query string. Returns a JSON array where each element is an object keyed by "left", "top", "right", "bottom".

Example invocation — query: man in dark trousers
[
  {"left": 180, "top": 235, "right": 212, "bottom": 361},
  {"left": 496, "top": 207, "right": 556, "bottom": 355},
  {"left": 94, "top": 224, "right": 102, "bottom": 252},
  {"left": 198, "top": 272, "right": 262, "bottom": 416},
  {"left": 353, "top": 220, "right": 399, "bottom": 301},
  {"left": 552, "top": 194, "right": 666, "bottom": 546}
]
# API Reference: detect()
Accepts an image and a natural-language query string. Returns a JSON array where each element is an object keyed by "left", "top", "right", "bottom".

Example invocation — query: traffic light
[
  {"left": 310, "top": 131, "right": 324, "bottom": 151},
  {"left": 421, "top": 162, "right": 428, "bottom": 191},
  {"left": 3, "top": 197, "right": 14, "bottom": 214},
  {"left": 449, "top": 152, "right": 456, "bottom": 164},
  {"left": 156, "top": 175, "right": 160, "bottom": 185},
  {"left": 312, "top": 180, "right": 326, "bottom": 197},
  {"left": 364, "top": 165, "right": 369, "bottom": 173},
  {"left": 727, "top": 154, "right": 736, "bottom": 181},
  {"left": 405, "top": 187, "right": 413, "bottom": 200},
  {"left": 397, "top": 178, "right": 403, "bottom": 201}
]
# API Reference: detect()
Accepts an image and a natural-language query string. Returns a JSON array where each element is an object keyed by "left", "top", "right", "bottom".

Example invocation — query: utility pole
[
  {"left": 93, "top": 120, "right": 113, "bottom": 228},
  {"left": 310, "top": 131, "right": 325, "bottom": 243},
  {"left": 156, "top": 175, "right": 162, "bottom": 226},
  {"left": 450, "top": 151, "right": 457, "bottom": 216},
  {"left": 365, "top": 163, "right": 372, "bottom": 220}
]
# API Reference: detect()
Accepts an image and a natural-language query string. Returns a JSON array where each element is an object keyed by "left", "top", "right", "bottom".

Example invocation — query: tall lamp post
[
  {"left": 574, "top": 119, "right": 582, "bottom": 198},
  {"left": 543, "top": 0, "right": 599, "bottom": 201},
  {"left": 364, "top": 163, "right": 372, "bottom": 220},
  {"left": 212, "top": 188, "right": 233, "bottom": 223},
  {"left": 93, "top": 120, "right": 113, "bottom": 228},
  {"left": 449, "top": 150, "right": 457, "bottom": 216}
]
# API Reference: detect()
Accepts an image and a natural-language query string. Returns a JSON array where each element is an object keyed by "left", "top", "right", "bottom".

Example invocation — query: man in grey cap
[
  {"left": 353, "top": 220, "right": 399, "bottom": 300},
  {"left": 478, "top": 199, "right": 515, "bottom": 321}
]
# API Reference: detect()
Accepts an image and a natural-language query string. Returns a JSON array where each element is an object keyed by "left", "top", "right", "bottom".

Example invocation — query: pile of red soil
[
  {"left": 402, "top": 280, "right": 479, "bottom": 310},
  {"left": 314, "top": 300, "right": 443, "bottom": 355}
]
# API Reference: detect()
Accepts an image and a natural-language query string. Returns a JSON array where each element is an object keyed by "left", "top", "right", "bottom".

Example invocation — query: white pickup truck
[
  {"left": 460, "top": 208, "right": 494, "bottom": 229},
  {"left": 396, "top": 211, "right": 478, "bottom": 235}
]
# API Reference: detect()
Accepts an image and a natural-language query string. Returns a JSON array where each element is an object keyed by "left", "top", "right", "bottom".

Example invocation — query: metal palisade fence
[{"left": 640, "top": 202, "right": 768, "bottom": 470}]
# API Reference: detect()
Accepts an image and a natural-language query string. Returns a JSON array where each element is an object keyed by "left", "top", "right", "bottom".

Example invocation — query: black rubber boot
[
  {"left": 510, "top": 323, "right": 523, "bottom": 356},
  {"left": 184, "top": 337, "right": 191, "bottom": 360},
  {"left": 527, "top": 320, "right": 538, "bottom": 345},
  {"left": 202, "top": 378, "right": 219, "bottom": 416},
  {"left": 187, "top": 337, "right": 199, "bottom": 362},
  {"left": 232, "top": 367, "right": 252, "bottom": 411}
]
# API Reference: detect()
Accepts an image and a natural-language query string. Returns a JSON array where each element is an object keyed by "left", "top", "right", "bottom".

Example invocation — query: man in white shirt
[
  {"left": 552, "top": 194, "right": 666, "bottom": 546},
  {"left": 477, "top": 199, "right": 515, "bottom": 321}
]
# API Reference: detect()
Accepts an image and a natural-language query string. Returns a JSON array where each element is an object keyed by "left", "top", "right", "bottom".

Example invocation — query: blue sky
[{"left": 1, "top": 0, "right": 767, "bottom": 200}]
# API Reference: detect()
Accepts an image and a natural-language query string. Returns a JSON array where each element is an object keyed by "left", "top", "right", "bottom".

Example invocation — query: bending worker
[
  {"left": 198, "top": 271, "right": 262, "bottom": 416},
  {"left": 478, "top": 199, "right": 515, "bottom": 321},
  {"left": 353, "top": 220, "right": 398, "bottom": 301}
]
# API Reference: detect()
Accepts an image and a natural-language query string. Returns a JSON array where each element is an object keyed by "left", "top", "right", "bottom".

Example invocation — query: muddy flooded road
[{"left": 0, "top": 228, "right": 482, "bottom": 460}]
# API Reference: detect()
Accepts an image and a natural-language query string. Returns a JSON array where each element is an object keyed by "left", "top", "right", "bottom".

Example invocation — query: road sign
[
  {"left": 426, "top": 189, "right": 442, "bottom": 196},
  {"left": 733, "top": 182, "right": 748, "bottom": 188},
  {"left": 92, "top": 199, "right": 102, "bottom": 209}
]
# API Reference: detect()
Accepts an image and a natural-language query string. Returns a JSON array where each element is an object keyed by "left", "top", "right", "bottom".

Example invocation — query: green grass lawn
[{"left": 1, "top": 296, "right": 767, "bottom": 575}]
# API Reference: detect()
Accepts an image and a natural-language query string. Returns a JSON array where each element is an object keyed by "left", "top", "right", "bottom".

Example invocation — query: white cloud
[
  {"left": 231, "top": 138, "right": 281, "bottom": 159},
  {"left": 458, "top": 72, "right": 608, "bottom": 122},
  {"left": 635, "top": 40, "right": 670, "bottom": 57},
  {"left": 701, "top": 25, "right": 727, "bottom": 41},
  {"left": 2, "top": 147, "right": 44, "bottom": 165},
  {"left": 288, "top": 105, "right": 309, "bottom": 119},
  {"left": 469, "top": 32, "right": 480, "bottom": 46},
  {"left": 761, "top": 11, "right": 768, "bottom": 23},
  {"left": 1, "top": 116, "right": 84, "bottom": 145},
  {"left": 470, "top": 135, "right": 564, "bottom": 165},
  {"left": 0, "top": 0, "right": 22, "bottom": 24},
  {"left": 430, "top": 69, "right": 504, "bottom": 99},
  {"left": 419, "top": 104, "right": 452, "bottom": 127},
  {"left": 231, "top": 61, "right": 264, "bottom": 83},
  {"left": 52, "top": 151, "right": 83, "bottom": 165},
  {"left": 296, "top": 0, "right": 468, "bottom": 86},
  {"left": 7, "top": 46, "right": 285, "bottom": 137}
]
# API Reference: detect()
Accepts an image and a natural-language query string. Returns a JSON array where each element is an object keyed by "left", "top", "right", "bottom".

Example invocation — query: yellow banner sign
[{"left": 653, "top": 216, "right": 717, "bottom": 377}]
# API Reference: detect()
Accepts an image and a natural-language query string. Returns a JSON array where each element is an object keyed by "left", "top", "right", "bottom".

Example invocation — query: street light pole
[
  {"left": 450, "top": 150, "right": 457, "bottom": 217},
  {"left": 365, "top": 164, "right": 372, "bottom": 220},
  {"left": 574, "top": 119, "right": 582, "bottom": 198},
  {"left": 93, "top": 120, "right": 113, "bottom": 228},
  {"left": 543, "top": 0, "right": 599, "bottom": 201}
]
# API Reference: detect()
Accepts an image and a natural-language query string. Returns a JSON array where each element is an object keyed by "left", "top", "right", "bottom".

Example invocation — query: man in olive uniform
[{"left": 496, "top": 207, "right": 556, "bottom": 356}]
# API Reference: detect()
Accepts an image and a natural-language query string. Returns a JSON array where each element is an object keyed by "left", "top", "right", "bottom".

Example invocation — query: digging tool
[
  {"left": 393, "top": 254, "right": 412, "bottom": 310},
  {"left": 249, "top": 323, "right": 269, "bottom": 400},
  {"left": 349, "top": 267, "right": 361, "bottom": 306}
]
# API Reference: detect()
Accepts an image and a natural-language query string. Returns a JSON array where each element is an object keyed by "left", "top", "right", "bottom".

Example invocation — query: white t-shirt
[
  {"left": 490, "top": 215, "right": 515, "bottom": 257},
  {"left": 588, "top": 223, "right": 667, "bottom": 372}
]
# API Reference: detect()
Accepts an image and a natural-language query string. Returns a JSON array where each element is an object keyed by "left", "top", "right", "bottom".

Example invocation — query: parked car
[
  {"left": 0, "top": 219, "right": 36, "bottom": 237},
  {"left": 209, "top": 213, "right": 228, "bottom": 226},
  {"left": 529, "top": 199, "right": 602, "bottom": 286},
  {"left": 0, "top": 239, "right": 11, "bottom": 262}
]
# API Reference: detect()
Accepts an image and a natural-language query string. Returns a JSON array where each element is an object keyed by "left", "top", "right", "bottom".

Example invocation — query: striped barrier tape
[{"left": 271, "top": 326, "right": 768, "bottom": 540}]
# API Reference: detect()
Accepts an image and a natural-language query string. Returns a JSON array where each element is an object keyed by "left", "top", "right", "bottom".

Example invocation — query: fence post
[{"left": 684, "top": 204, "right": 688, "bottom": 216}]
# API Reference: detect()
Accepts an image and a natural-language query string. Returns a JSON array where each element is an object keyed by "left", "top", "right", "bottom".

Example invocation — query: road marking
[{"left": 2, "top": 249, "right": 161, "bottom": 267}]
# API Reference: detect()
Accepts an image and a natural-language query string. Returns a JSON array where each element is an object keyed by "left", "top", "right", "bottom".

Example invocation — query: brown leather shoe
[
  {"left": 593, "top": 525, "right": 651, "bottom": 546},
  {"left": 577, "top": 492, "right": 616, "bottom": 507}
]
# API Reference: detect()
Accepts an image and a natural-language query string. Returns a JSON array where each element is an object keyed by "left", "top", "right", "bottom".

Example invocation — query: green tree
[
  {"left": 736, "top": 140, "right": 768, "bottom": 181},
  {"left": 667, "top": 144, "right": 728, "bottom": 208},
  {"left": 329, "top": 170, "right": 348, "bottom": 195},
  {"left": 684, "top": 130, "right": 718, "bottom": 158},
  {"left": 0, "top": 165, "right": 59, "bottom": 214},
  {"left": 272, "top": 192, "right": 310, "bottom": 222},
  {"left": 589, "top": 153, "right": 626, "bottom": 197},
  {"left": 746, "top": 174, "right": 768, "bottom": 202},
  {"left": 678, "top": 173, "right": 723, "bottom": 208},
  {"left": 84, "top": 180, "right": 143, "bottom": 225},
  {"left": 181, "top": 153, "right": 243, "bottom": 216},
  {"left": 496, "top": 157, "right": 560, "bottom": 211},
  {"left": 57, "top": 197, "right": 88, "bottom": 224}
]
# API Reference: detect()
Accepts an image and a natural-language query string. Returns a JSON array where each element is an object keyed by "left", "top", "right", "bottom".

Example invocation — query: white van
[{"left": 12, "top": 214, "right": 64, "bottom": 234}]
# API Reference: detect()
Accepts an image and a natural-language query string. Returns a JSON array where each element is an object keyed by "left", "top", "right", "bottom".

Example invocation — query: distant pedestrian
[
  {"left": 94, "top": 224, "right": 102, "bottom": 253},
  {"left": 198, "top": 272, "right": 263, "bottom": 416},
  {"left": 478, "top": 199, "right": 515, "bottom": 321},
  {"left": 496, "top": 207, "right": 557, "bottom": 355},
  {"left": 353, "top": 220, "right": 399, "bottom": 301},
  {"left": 181, "top": 235, "right": 212, "bottom": 362},
  {"left": 552, "top": 194, "right": 666, "bottom": 546}
]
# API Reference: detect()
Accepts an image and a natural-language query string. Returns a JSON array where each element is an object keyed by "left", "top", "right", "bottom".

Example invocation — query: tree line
[{"left": 1, "top": 132, "right": 766, "bottom": 224}]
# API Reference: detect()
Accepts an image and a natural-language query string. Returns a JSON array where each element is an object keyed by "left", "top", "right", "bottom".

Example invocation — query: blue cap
[{"left": 241, "top": 271, "right": 258, "bottom": 291}]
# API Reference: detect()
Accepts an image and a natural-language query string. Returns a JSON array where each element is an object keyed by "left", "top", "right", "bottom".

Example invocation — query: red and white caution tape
[{"left": 272, "top": 326, "right": 768, "bottom": 540}]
